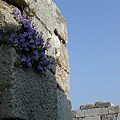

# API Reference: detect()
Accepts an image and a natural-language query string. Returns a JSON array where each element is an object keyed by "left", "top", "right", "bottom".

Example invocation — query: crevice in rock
[
  {"left": 2, "top": 0, "right": 26, "bottom": 11},
  {"left": 54, "top": 29, "right": 66, "bottom": 45}
]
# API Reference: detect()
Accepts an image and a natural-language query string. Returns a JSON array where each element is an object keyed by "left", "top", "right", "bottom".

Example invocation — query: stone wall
[
  {"left": 0, "top": 0, "right": 71, "bottom": 119},
  {"left": 72, "top": 102, "right": 120, "bottom": 120}
]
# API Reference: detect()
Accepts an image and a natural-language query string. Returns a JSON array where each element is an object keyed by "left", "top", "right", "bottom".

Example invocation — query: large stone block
[
  {"left": 95, "top": 102, "right": 115, "bottom": 108},
  {"left": 0, "top": 45, "right": 58, "bottom": 119},
  {"left": 84, "top": 108, "right": 108, "bottom": 117},
  {"left": 80, "top": 104, "right": 95, "bottom": 110}
]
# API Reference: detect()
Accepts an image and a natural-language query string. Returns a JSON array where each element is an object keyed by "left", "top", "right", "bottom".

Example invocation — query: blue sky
[{"left": 53, "top": 0, "right": 120, "bottom": 110}]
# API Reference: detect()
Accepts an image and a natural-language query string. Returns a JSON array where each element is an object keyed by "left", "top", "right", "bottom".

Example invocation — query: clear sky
[{"left": 53, "top": 0, "right": 120, "bottom": 110}]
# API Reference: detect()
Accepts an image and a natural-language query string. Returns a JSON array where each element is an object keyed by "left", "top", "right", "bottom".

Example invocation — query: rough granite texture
[
  {"left": 72, "top": 102, "right": 120, "bottom": 120},
  {"left": 0, "top": 0, "right": 71, "bottom": 119}
]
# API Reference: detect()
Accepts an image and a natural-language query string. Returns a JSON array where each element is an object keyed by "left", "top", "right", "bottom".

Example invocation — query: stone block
[
  {"left": 95, "top": 108, "right": 108, "bottom": 115},
  {"left": 95, "top": 101, "right": 115, "bottom": 108},
  {"left": 83, "top": 116, "right": 100, "bottom": 120},
  {"left": 108, "top": 106, "right": 119, "bottom": 114},
  {"left": 0, "top": 45, "right": 58, "bottom": 119},
  {"left": 84, "top": 108, "right": 108, "bottom": 117},
  {"left": 72, "top": 110, "right": 76, "bottom": 118},
  {"left": 117, "top": 113, "right": 120, "bottom": 120},
  {"left": 80, "top": 104, "right": 95, "bottom": 110},
  {"left": 76, "top": 109, "right": 85, "bottom": 118},
  {"left": 108, "top": 113, "right": 118, "bottom": 120},
  {"left": 84, "top": 109, "right": 95, "bottom": 117}
]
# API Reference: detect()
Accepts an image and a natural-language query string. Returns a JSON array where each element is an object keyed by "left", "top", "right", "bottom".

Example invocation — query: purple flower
[
  {"left": 27, "top": 61, "right": 32, "bottom": 67},
  {"left": 42, "top": 58, "right": 48, "bottom": 65},
  {"left": 22, "top": 13, "right": 27, "bottom": 19},
  {"left": 25, "top": 7, "right": 30, "bottom": 12},
  {"left": 24, "top": 47, "right": 29, "bottom": 51},
  {"left": 3, "top": 29, "right": 7, "bottom": 33},
  {"left": 22, "top": 56, "right": 31, "bottom": 62},
  {"left": 33, "top": 54, "right": 39, "bottom": 59},
  {"left": 14, "top": 39, "right": 19, "bottom": 44},
  {"left": 31, "top": 44, "right": 37, "bottom": 48},
  {"left": 23, "top": 19, "right": 31, "bottom": 28},
  {"left": 34, "top": 50, "right": 39, "bottom": 55},
  {"left": 38, "top": 65, "right": 43, "bottom": 71},
  {"left": 41, "top": 51, "right": 45, "bottom": 57},
  {"left": 29, "top": 39, "right": 34, "bottom": 43},
  {"left": 51, "top": 59, "right": 55, "bottom": 64},
  {"left": 21, "top": 56, "right": 27, "bottom": 62},
  {"left": 13, "top": 8, "right": 20, "bottom": 15},
  {"left": 22, "top": 43, "right": 27, "bottom": 47},
  {"left": 10, "top": 33, "right": 16, "bottom": 41},
  {"left": 45, "top": 43, "right": 50, "bottom": 50},
  {"left": 20, "top": 38, "right": 25, "bottom": 42}
]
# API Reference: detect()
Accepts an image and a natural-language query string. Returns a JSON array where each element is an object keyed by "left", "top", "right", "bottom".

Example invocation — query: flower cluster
[{"left": 9, "top": 7, "right": 54, "bottom": 74}]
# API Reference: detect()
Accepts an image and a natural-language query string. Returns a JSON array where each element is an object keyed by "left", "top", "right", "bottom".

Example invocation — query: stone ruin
[
  {"left": 72, "top": 101, "right": 120, "bottom": 120},
  {"left": 0, "top": 0, "right": 72, "bottom": 119}
]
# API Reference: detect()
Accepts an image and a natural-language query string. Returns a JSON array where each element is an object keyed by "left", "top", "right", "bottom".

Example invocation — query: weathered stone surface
[
  {"left": 83, "top": 116, "right": 100, "bottom": 120},
  {"left": 95, "top": 101, "right": 115, "bottom": 108},
  {"left": 80, "top": 104, "right": 95, "bottom": 110},
  {"left": 57, "top": 89, "right": 72, "bottom": 120},
  {"left": 0, "top": 45, "right": 15, "bottom": 118},
  {"left": 108, "top": 114, "right": 118, "bottom": 120},
  {"left": 72, "top": 111, "right": 76, "bottom": 118},
  {"left": 94, "top": 108, "right": 108, "bottom": 116},
  {"left": 84, "top": 109, "right": 95, "bottom": 117},
  {"left": 0, "top": 44, "right": 57, "bottom": 119},
  {"left": 84, "top": 108, "right": 108, "bottom": 117},
  {"left": 117, "top": 113, "right": 120, "bottom": 120},
  {"left": 6, "top": 0, "right": 68, "bottom": 44},
  {"left": 76, "top": 110, "right": 85, "bottom": 118},
  {"left": 56, "top": 65, "right": 70, "bottom": 95},
  {"left": 108, "top": 106, "right": 119, "bottom": 114},
  {"left": 0, "top": 0, "right": 18, "bottom": 26}
]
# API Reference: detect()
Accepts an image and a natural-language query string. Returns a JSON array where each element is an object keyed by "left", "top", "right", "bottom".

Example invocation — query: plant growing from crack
[{"left": 3, "top": 7, "right": 55, "bottom": 74}]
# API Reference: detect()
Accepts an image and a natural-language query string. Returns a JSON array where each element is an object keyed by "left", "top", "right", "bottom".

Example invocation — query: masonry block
[
  {"left": 83, "top": 116, "right": 100, "bottom": 120},
  {"left": 80, "top": 104, "right": 94, "bottom": 110},
  {"left": 76, "top": 110, "right": 85, "bottom": 118},
  {"left": 95, "top": 102, "right": 115, "bottom": 108},
  {"left": 108, "top": 106, "right": 119, "bottom": 114}
]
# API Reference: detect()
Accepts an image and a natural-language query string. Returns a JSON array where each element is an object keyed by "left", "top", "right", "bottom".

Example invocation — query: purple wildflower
[
  {"left": 3, "top": 29, "right": 7, "bottom": 33},
  {"left": 27, "top": 61, "right": 32, "bottom": 67},
  {"left": 38, "top": 65, "right": 43, "bottom": 71}
]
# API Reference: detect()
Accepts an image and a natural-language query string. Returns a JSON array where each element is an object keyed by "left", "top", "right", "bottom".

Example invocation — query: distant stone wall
[
  {"left": 0, "top": 0, "right": 71, "bottom": 120},
  {"left": 72, "top": 102, "right": 120, "bottom": 120}
]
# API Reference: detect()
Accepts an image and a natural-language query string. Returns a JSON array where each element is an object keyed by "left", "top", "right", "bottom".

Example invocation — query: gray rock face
[{"left": 0, "top": 0, "right": 71, "bottom": 120}]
